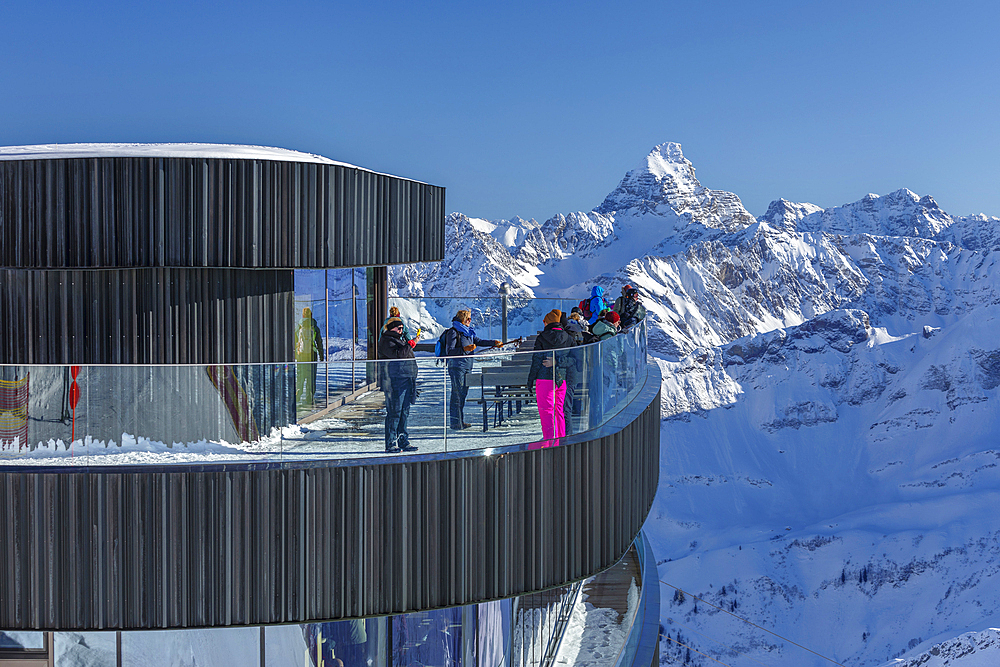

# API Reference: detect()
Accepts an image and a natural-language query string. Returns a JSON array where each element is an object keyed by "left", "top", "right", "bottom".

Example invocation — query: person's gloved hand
[
  {"left": 493, "top": 340, "right": 503, "bottom": 348},
  {"left": 463, "top": 344, "right": 476, "bottom": 353},
  {"left": 407, "top": 339, "right": 417, "bottom": 348}
]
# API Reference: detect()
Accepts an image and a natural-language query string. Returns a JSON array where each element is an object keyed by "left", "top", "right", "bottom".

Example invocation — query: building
[{"left": 0, "top": 144, "right": 660, "bottom": 666}]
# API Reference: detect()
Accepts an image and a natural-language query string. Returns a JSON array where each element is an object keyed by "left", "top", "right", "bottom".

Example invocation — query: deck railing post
[{"left": 500, "top": 282, "right": 510, "bottom": 344}]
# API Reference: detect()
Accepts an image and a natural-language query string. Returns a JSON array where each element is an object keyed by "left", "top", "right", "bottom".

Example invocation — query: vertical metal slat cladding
[{"left": 0, "top": 267, "right": 293, "bottom": 364}]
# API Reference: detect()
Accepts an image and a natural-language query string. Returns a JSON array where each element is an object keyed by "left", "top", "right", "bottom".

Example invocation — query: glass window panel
[
  {"left": 299, "top": 618, "right": 386, "bottom": 667},
  {"left": 263, "top": 625, "right": 308, "bottom": 667},
  {"left": 121, "top": 627, "right": 258, "bottom": 667},
  {"left": 55, "top": 631, "right": 116, "bottom": 666},
  {"left": 0, "top": 631, "right": 44, "bottom": 649}
]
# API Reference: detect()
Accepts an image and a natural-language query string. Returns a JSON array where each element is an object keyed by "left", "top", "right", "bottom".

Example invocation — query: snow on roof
[{"left": 0, "top": 143, "right": 423, "bottom": 182}]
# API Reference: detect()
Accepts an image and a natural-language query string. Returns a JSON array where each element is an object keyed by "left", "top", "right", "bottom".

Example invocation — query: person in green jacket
[
  {"left": 295, "top": 307, "right": 325, "bottom": 409},
  {"left": 591, "top": 310, "right": 620, "bottom": 340}
]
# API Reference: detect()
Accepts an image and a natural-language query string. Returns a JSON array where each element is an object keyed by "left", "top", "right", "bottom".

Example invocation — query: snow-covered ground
[{"left": 647, "top": 307, "right": 1000, "bottom": 665}]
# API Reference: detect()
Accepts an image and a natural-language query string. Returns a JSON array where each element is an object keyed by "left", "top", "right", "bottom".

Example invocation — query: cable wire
[
  {"left": 664, "top": 615, "right": 773, "bottom": 667},
  {"left": 659, "top": 580, "right": 847, "bottom": 667}
]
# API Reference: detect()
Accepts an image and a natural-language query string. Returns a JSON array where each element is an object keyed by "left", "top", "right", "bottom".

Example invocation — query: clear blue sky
[{"left": 2, "top": 0, "right": 998, "bottom": 221}]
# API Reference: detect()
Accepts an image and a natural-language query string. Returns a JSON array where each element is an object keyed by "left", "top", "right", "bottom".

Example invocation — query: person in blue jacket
[
  {"left": 443, "top": 309, "right": 501, "bottom": 430},
  {"left": 586, "top": 286, "right": 612, "bottom": 327}
]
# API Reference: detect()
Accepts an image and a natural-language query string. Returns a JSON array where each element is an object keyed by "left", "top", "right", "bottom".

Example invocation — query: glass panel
[
  {"left": 0, "top": 631, "right": 44, "bottom": 649},
  {"left": 511, "top": 585, "right": 579, "bottom": 667},
  {"left": 298, "top": 618, "right": 387, "bottom": 667},
  {"left": 55, "top": 631, "right": 116, "bottom": 666},
  {"left": 392, "top": 607, "right": 466, "bottom": 666},
  {"left": 121, "top": 627, "right": 258, "bottom": 667},
  {"left": 263, "top": 624, "right": 308, "bottom": 667},
  {"left": 0, "top": 318, "right": 647, "bottom": 466},
  {"left": 478, "top": 599, "right": 513, "bottom": 667}
]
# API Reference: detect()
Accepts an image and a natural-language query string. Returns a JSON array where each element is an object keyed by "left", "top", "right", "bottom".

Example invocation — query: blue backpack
[{"left": 434, "top": 328, "right": 453, "bottom": 362}]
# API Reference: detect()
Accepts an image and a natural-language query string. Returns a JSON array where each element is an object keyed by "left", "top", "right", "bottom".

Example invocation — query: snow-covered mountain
[{"left": 393, "top": 142, "right": 1000, "bottom": 665}]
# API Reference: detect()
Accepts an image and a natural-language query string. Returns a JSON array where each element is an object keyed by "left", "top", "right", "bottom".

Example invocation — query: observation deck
[{"left": 0, "top": 144, "right": 660, "bottom": 666}]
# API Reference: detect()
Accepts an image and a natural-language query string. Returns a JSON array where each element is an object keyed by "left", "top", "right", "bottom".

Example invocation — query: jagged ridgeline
[{"left": 392, "top": 142, "right": 1000, "bottom": 666}]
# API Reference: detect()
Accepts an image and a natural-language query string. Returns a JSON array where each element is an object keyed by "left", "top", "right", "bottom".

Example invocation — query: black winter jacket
[
  {"left": 526, "top": 323, "right": 577, "bottom": 387},
  {"left": 377, "top": 330, "right": 417, "bottom": 392}
]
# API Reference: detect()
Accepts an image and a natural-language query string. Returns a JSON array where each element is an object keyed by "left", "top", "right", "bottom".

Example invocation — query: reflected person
[{"left": 295, "top": 307, "right": 325, "bottom": 408}]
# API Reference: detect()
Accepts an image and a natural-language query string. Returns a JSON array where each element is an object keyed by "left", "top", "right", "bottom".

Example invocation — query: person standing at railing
[
  {"left": 615, "top": 287, "right": 646, "bottom": 330},
  {"left": 295, "top": 307, "right": 325, "bottom": 409},
  {"left": 584, "top": 285, "right": 612, "bottom": 328},
  {"left": 443, "top": 309, "right": 502, "bottom": 430},
  {"left": 560, "top": 311, "right": 583, "bottom": 436},
  {"left": 564, "top": 309, "right": 586, "bottom": 344},
  {"left": 377, "top": 318, "right": 419, "bottom": 453},
  {"left": 587, "top": 310, "right": 621, "bottom": 430},
  {"left": 592, "top": 310, "right": 620, "bottom": 340},
  {"left": 527, "top": 310, "right": 576, "bottom": 440},
  {"left": 380, "top": 306, "right": 417, "bottom": 348}
]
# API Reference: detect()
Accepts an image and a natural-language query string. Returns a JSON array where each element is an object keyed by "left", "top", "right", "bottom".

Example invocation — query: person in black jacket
[
  {"left": 617, "top": 287, "right": 646, "bottom": 329},
  {"left": 526, "top": 310, "right": 577, "bottom": 440},
  {"left": 443, "top": 309, "right": 501, "bottom": 430},
  {"left": 377, "top": 318, "right": 419, "bottom": 453}
]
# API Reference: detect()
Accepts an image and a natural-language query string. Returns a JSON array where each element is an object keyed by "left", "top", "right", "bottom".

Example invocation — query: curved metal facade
[
  {"left": 0, "top": 365, "right": 661, "bottom": 631},
  {"left": 0, "top": 149, "right": 445, "bottom": 364},
  {"left": 0, "top": 157, "right": 445, "bottom": 269},
  {"left": 0, "top": 268, "right": 293, "bottom": 364}
]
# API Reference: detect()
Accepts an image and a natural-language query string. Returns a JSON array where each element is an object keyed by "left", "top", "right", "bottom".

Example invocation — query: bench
[{"left": 477, "top": 366, "right": 534, "bottom": 431}]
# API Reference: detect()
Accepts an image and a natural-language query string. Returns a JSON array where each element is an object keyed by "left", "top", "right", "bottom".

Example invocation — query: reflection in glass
[
  {"left": 55, "top": 631, "right": 116, "bottom": 666},
  {"left": 0, "top": 631, "right": 44, "bottom": 649},
  {"left": 302, "top": 618, "right": 386, "bottom": 667},
  {"left": 0, "top": 320, "right": 646, "bottom": 465},
  {"left": 121, "top": 627, "right": 259, "bottom": 667}
]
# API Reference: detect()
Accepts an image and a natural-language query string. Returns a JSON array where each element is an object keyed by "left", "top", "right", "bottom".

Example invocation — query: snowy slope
[{"left": 404, "top": 141, "right": 1000, "bottom": 666}]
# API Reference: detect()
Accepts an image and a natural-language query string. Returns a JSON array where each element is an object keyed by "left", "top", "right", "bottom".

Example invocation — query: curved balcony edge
[{"left": 0, "top": 363, "right": 661, "bottom": 631}]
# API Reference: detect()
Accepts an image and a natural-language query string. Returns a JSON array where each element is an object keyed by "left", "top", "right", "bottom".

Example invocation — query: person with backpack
[
  {"left": 526, "top": 309, "right": 577, "bottom": 440},
  {"left": 442, "top": 309, "right": 501, "bottom": 430},
  {"left": 592, "top": 310, "right": 620, "bottom": 340},
  {"left": 377, "top": 317, "right": 419, "bottom": 453},
  {"left": 616, "top": 287, "right": 646, "bottom": 330},
  {"left": 295, "top": 307, "right": 325, "bottom": 409},
  {"left": 581, "top": 285, "right": 612, "bottom": 327}
]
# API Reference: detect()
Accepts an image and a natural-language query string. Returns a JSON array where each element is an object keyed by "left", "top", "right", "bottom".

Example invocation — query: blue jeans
[
  {"left": 448, "top": 367, "right": 470, "bottom": 428},
  {"left": 385, "top": 381, "right": 414, "bottom": 449}
]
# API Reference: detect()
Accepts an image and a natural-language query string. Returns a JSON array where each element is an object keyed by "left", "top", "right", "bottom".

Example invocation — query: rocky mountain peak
[
  {"left": 759, "top": 198, "right": 824, "bottom": 231},
  {"left": 795, "top": 187, "right": 953, "bottom": 238},
  {"left": 596, "top": 142, "right": 698, "bottom": 215},
  {"left": 595, "top": 142, "right": 755, "bottom": 235}
]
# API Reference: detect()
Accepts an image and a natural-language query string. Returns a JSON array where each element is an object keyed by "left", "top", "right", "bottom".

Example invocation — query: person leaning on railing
[
  {"left": 527, "top": 309, "right": 576, "bottom": 440},
  {"left": 443, "top": 309, "right": 502, "bottom": 430},
  {"left": 376, "top": 317, "right": 419, "bottom": 453}
]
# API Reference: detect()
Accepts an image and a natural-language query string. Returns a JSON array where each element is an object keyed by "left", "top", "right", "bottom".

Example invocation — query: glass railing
[
  {"left": 386, "top": 296, "right": 587, "bottom": 345},
  {"left": 0, "top": 321, "right": 646, "bottom": 467}
]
